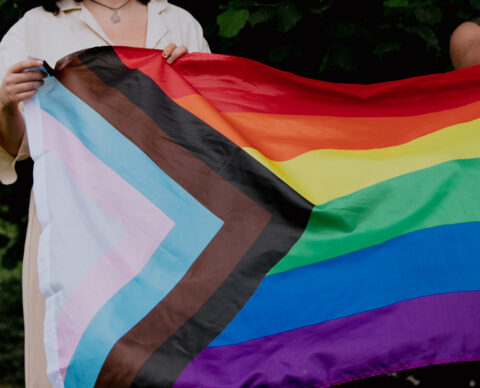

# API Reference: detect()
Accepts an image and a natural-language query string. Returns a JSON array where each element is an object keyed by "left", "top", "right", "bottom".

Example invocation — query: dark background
[{"left": 1, "top": 0, "right": 480, "bottom": 386}]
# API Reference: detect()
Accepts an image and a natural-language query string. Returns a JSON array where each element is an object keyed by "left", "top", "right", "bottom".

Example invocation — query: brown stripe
[{"left": 57, "top": 58, "right": 272, "bottom": 388}]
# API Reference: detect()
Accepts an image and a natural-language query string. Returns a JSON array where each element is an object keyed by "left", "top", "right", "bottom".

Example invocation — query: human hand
[
  {"left": 0, "top": 59, "right": 47, "bottom": 111},
  {"left": 162, "top": 44, "right": 188, "bottom": 65}
]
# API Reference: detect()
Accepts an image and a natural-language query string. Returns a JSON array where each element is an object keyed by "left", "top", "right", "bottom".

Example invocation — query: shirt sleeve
[
  {"left": 169, "top": 5, "right": 211, "bottom": 54},
  {"left": 200, "top": 36, "right": 211, "bottom": 54},
  {"left": 194, "top": 19, "right": 211, "bottom": 54},
  {"left": 0, "top": 16, "right": 30, "bottom": 185}
]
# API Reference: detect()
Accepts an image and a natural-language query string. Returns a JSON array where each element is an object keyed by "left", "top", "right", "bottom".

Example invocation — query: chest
[{"left": 86, "top": 3, "right": 148, "bottom": 47}]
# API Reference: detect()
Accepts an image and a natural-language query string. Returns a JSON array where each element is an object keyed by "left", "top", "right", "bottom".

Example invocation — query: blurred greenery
[
  {"left": 1, "top": 0, "right": 480, "bottom": 387},
  {"left": 0, "top": 159, "right": 31, "bottom": 388},
  {"left": 0, "top": 262, "right": 24, "bottom": 387},
  {"left": 184, "top": 0, "right": 480, "bottom": 82}
]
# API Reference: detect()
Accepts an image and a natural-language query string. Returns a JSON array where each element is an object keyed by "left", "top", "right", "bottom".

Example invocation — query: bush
[{"left": 207, "top": 0, "right": 480, "bottom": 82}]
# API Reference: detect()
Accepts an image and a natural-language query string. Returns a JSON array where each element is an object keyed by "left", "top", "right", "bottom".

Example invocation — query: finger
[
  {"left": 167, "top": 45, "right": 188, "bottom": 64},
  {"left": 19, "top": 79, "right": 44, "bottom": 91},
  {"left": 162, "top": 43, "right": 177, "bottom": 59},
  {"left": 9, "top": 80, "right": 44, "bottom": 95},
  {"left": 9, "top": 90, "right": 37, "bottom": 104},
  {"left": 11, "top": 70, "right": 47, "bottom": 84},
  {"left": 9, "top": 59, "right": 44, "bottom": 74}
]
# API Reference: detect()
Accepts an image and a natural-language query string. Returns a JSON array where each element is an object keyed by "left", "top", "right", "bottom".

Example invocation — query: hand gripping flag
[{"left": 24, "top": 46, "right": 480, "bottom": 388}]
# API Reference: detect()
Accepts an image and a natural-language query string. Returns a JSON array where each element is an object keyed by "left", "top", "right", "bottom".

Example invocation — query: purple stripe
[{"left": 175, "top": 292, "right": 480, "bottom": 388}]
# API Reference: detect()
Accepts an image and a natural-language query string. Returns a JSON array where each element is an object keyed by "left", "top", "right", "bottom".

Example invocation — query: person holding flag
[{"left": 0, "top": 1, "right": 210, "bottom": 386}]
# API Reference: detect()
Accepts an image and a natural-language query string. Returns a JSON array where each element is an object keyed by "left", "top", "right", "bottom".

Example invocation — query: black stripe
[{"left": 78, "top": 47, "right": 314, "bottom": 387}]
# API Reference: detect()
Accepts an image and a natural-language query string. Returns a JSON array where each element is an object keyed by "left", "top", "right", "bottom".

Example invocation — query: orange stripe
[{"left": 174, "top": 94, "right": 480, "bottom": 161}]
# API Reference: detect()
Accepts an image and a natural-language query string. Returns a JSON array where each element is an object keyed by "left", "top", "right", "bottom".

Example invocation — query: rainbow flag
[{"left": 25, "top": 46, "right": 480, "bottom": 388}]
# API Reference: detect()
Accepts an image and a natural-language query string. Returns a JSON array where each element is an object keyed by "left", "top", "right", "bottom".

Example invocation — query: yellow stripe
[{"left": 244, "top": 118, "right": 480, "bottom": 205}]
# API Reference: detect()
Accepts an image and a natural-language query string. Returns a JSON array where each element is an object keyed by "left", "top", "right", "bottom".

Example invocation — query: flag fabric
[{"left": 24, "top": 46, "right": 480, "bottom": 388}]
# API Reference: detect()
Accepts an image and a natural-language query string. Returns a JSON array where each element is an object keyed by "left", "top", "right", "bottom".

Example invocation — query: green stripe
[{"left": 268, "top": 158, "right": 480, "bottom": 276}]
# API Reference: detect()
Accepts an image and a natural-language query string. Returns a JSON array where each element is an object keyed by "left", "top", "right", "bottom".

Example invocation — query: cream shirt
[{"left": 0, "top": 0, "right": 210, "bottom": 184}]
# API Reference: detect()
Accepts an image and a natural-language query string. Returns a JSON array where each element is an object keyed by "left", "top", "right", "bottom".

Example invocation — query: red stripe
[{"left": 114, "top": 47, "right": 480, "bottom": 117}]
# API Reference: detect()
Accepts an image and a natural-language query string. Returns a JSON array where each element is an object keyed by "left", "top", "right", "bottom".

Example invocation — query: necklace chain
[
  {"left": 89, "top": 0, "right": 133, "bottom": 23},
  {"left": 90, "top": 0, "right": 132, "bottom": 11}
]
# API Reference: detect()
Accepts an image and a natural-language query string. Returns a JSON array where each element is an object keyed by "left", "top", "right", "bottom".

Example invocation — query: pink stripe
[{"left": 40, "top": 110, "right": 174, "bottom": 378}]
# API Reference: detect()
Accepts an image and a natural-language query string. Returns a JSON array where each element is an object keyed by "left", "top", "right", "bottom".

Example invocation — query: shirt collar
[
  {"left": 146, "top": 0, "right": 168, "bottom": 48},
  {"left": 57, "top": 0, "right": 169, "bottom": 48},
  {"left": 58, "top": 0, "right": 83, "bottom": 12},
  {"left": 148, "top": 0, "right": 168, "bottom": 14},
  {"left": 58, "top": 0, "right": 168, "bottom": 13}
]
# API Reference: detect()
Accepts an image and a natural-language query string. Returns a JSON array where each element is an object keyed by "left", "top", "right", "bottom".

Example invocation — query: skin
[
  {"left": 0, "top": 0, "right": 188, "bottom": 156},
  {"left": 0, "top": 59, "right": 45, "bottom": 156},
  {"left": 450, "top": 21, "right": 480, "bottom": 70}
]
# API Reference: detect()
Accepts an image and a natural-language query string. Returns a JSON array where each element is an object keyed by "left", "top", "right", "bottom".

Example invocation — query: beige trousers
[{"left": 22, "top": 195, "right": 50, "bottom": 388}]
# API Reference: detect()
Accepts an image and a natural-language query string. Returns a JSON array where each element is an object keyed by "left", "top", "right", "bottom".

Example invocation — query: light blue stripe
[
  {"left": 210, "top": 221, "right": 480, "bottom": 347},
  {"left": 37, "top": 77, "right": 223, "bottom": 388}
]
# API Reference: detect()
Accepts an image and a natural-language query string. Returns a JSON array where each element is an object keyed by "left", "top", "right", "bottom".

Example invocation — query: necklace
[{"left": 90, "top": 0, "right": 133, "bottom": 23}]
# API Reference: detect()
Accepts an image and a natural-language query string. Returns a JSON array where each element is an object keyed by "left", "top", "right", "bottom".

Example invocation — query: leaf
[
  {"left": 414, "top": 7, "right": 442, "bottom": 25},
  {"left": 383, "top": 0, "right": 409, "bottom": 7},
  {"left": 373, "top": 41, "right": 403, "bottom": 58},
  {"left": 457, "top": 10, "right": 474, "bottom": 19},
  {"left": 406, "top": 25, "right": 440, "bottom": 55},
  {"left": 0, "top": 204, "right": 8, "bottom": 214},
  {"left": 469, "top": 0, "right": 480, "bottom": 11},
  {"left": 310, "top": 0, "right": 335, "bottom": 15},
  {"left": 217, "top": 8, "right": 250, "bottom": 38},
  {"left": 268, "top": 45, "right": 302, "bottom": 62},
  {"left": 325, "top": 19, "right": 356, "bottom": 39},
  {"left": 276, "top": 2, "right": 303, "bottom": 33},
  {"left": 219, "top": 0, "right": 256, "bottom": 10},
  {"left": 249, "top": 7, "right": 276, "bottom": 27},
  {"left": 0, "top": 219, "right": 18, "bottom": 266},
  {"left": 330, "top": 44, "right": 357, "bottom": 72},
  {"left": 318, "top": 46, "right": 333, "bottom": 74}
]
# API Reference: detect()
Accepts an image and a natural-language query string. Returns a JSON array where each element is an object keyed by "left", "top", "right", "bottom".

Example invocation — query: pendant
[{"left": 111, "top": 10, "right": 120, "bottom": 23}]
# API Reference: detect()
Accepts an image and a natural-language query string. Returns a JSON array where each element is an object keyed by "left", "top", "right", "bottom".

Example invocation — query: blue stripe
[
  {"left": 210, "top": 221, "right": 480, "bottom": 347},
  {"left": 37, "top": 77, "right": 223, "bottom": 388}
]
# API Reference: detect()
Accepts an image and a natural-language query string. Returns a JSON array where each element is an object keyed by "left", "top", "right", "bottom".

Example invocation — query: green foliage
[
  {"left": 414, "top": 7, "right": 442, "bottom": 25},
  {"left": 275, "top": 2, "right": 302, "bottom": 32},
  {"left": 0, "top": 160, "right": 31, "bottom": 387},
  {"left": 469, "top": 0, "right": 480, "bottom": 11},
  {"left": 0, "top": 0, "right": 21, "bottom": 37},
  {"left": 217, "top": 8, "right": 250, "bottom": 38},
  {"left": 0, "top": 263, "right": 24, "bottom": 388},
  {"left": 384, "top": 0, "right": 409, "bottom": 8},
  {"left": 210, "top": 0, "right": 480, "bottom": 82},
  {"left": 249, "top": 7, "right": 276, "bottom": 27}
]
